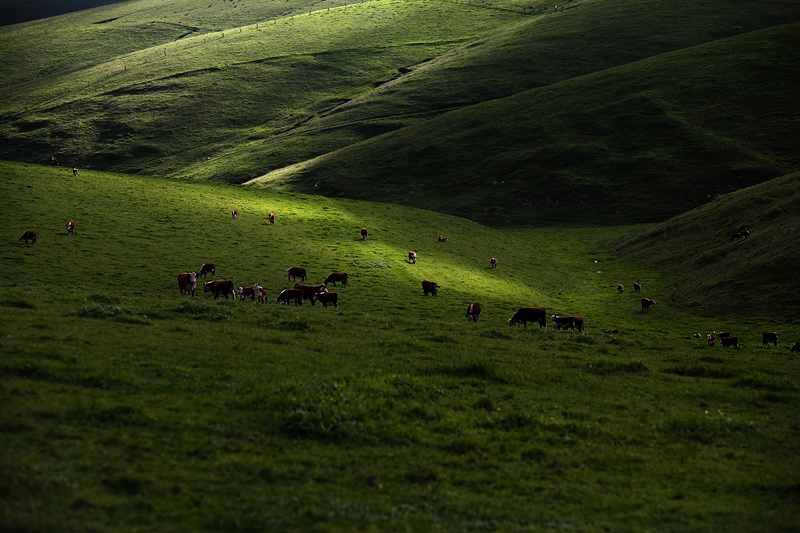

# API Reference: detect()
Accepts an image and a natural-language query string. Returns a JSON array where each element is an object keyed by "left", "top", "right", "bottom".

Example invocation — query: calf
[
  {"left": 508, "top": 307, "right": 547, "bottom": 329},
  {"left": 66, "top": 221, "right": 76, "bottom": 236},
  {"left": 409, "top": 251, "right": 417, "bottom": 264},
  {"left": 203, "top": 279, "right": 235, "bottom": 300},
  {"left": 361, "top": 228, "right": 368, "bottom": 240},
  {"left": 617, "top": 284, "right": 624, "bottom": 293},
  {"left": 198, "top": 263, "right": 216, "bottom": 278},
  {"left": 294, "top": 283, "right": 327, "bottom": 304},
  {"left": 232, "top": 210, "right": 238, "bottom": 219},
  {"left": 422, "top": 280, "right": 440, "bottom": 296},
  {"left": 18, "top": 230, "right": 37, "bottom": 244},
  {"left": 466, "top": 302, "right": 482, "bottom": 322},
  {"left": 323, "top": 272, "right": 348, "bottom": 286},
  {"left": 268, "top": 212, "right": 275, "bottom": 225},
  {"left": 641, "top": 298, "right": 656, "bottom": 312},
  {"left": 721, "top": 336, "right": 739, "bottom": 348},
  {"left": 276, "top": 288, "right": 304, "bottom": 306},
  {"left": 312, "top": 291, "right": 338, "bottom": 309},
  {"left": 762, "top": 331, "right": 780, "bottom": 346},
  {"left": 490, "top": 257, "right": 498, "bottom": 269},
  {"left": 178, "top": 272, "right": 197, "bottom": 296},
  {"left": 285, "top": 267, "right": 307, "bottom": 282},
  {"left": 438, "top": 235, "right": 448, "bottom": 243},
  {"left": 238, "top": 284, "right": 262, "bottom": 302},
  {"left": 633, "top": 282, "right": 642, "bottom": 292}
]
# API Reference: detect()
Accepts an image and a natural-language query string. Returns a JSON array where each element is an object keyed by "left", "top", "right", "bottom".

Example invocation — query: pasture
[{"left": 2, "top": 161, "right": 798, "bottom": 531}]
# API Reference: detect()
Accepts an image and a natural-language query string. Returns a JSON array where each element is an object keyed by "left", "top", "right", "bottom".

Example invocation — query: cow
[
  {"left": 232, "top": 210, "right": 238, "bottom": 219},
  {"left": 641, "top": 298, "right": 656, "bottom": 312},
  {"left": 203, "top": 279, "right": 235, "bottom": 300},
  {"left": 721, "top": 336, "right": 739, "bottom": 348},
  {"left": 256, "top": 285, "right": 268, "bottom": 303},
  {"left": 422, "top": 280, "right": 440, "bottom": 296},
  {"left": 552, "top": 315, "right": 583, "bottom": 332},
  {"left": 361, "top": 228, "right": 368, "bottom": 240},
  {"left": 178, "top": 272, "right": 197, "bottom": 296},
  {"left": 438, "top": 235, "right": 448, "bottom": 243},
  {"left": 323, "top": 272, "right": 347, "bottom": 286},
  {"left": 18, "top": 230, "right": 37, "bottom": 244},
  {"left": 693, "top": 333, "right": 702, "bottom": 339},
  {"left": 268, "top": 212, "right": 275, "bottom": 226},
  {"left": 718, "top": 331, "right": 731, "bottom": 339},
  {"left": 409, "top": 251, "right": 417, "bottom": 264},
  {"left": 731, "top": 230, "right": 751, "bottom": 241},
  {"left": 603, "top": 329, "right": 619, "bottom": 334},
  {"left": 490, "top": 257, "right": 498, "bottom": 269},
  {"left": 294, "top": 283, "right": 327, "bottom": 304},
  {"left": 618, "top": 284, "right": 624, "bottom": 293},
  {"left": 762, "top": 331, "right": 780, "bottom": 346},
  {"left": 312, "top": 291, "right": 338, "bottom": 309},
  {"left": 238, "top": 284, "right": 262, "bottom": 302},
  {"left": 49, "top": 155, "right": 59, "bottom": 166},
  {"left": 285, "top": 267, "right": 307, "bottom": 282},
  {"left": 72, "top": 168, "right": 79, "bottom": 177},
  {"left": 276, "top": 288, "right": 304, "bottom": 306},
  {"left": 633, "top": 282, "right": 642, "bottom": 293},
  {"left": 791, "top": 342, "right": 800, "bottom": 353},
  {"left": 66, "top": 221, "right": 76, "bottom": 236},
  {"left": 707, "top": 333, "right": 716, "bottom": 346},
  {"left": 198, "top": 263, "right": 216, "bottom": 278},
  {"left": 509, "top": 307, "right": 547, "bottom": 329},
  {"left": 466, "top": 302, "right": 482, "bottom": 322}
]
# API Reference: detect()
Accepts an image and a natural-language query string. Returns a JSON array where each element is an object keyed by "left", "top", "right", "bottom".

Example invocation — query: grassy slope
[{"left": 1, "top": 160, "right": 799, "bottom": 531}]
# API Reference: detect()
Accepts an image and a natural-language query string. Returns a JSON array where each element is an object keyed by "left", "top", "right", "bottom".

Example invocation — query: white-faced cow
[
  {"left": 707, "top": 333, "right": 716, "bottom": 346},
  {"left": 323, "top": 272, "right": 347, "bottom": 287},
  {"left": 409, "top": 251, "right": 417, "bottom": 264},
  {"left": 203, "top": 279, "right": 235, "bottom": 300},
  {"left": 232, "top": 210, "right": 238, "bottom": 219},
  {"left": 238, "top": 284, "right": 262, "bottom": 302},
  {"left": 276, "top": 288, "right": 304, "bottom": 306},
  {"left": 361, "top": 228, "right": 369, "bottom": 240},
  {"left": 268, "top": 212, "right": 275, "bottom": 226},
  {"left": 66, "top": 221, "right": 76, "bottom": 236},
  {"left": 256, "top": 285, "right": 268, "bottom": 303},
  {"left": 422, "top": 280, "right": 440, "bottom": 296},
  {"left": 721, "top": 336, "right": 739, "bottom": 348},
  {"left": 617, "top": 284, "right": 624, "bottom": 294},
  {"left": 762, "top": 331, "right": 780, "bottom": 346},
  {"left": 633, "top": 282, "right": 642, "bottom": 292},
  {"left": 285, "top": 267, "right": 307, "bottom": 282},
  {"left": 178, "top": 272, "right": 197, "bottom": 296},
  {"left": 490, "top": 257, "right": 498, "bottom": 269},
  {"left": 294, "top": 283, "right": 327, "bottom": 304},
  {"left": 641, "top": 298, "right": 656, "bottom": 312},
  {"left": 73, "top": 167, "right": 78, "bottom": 177},
  {"left": 466, "top": 302, "right": 482, "bottom": 322},
  {"left": 312, "top": 291, "right": 338, "bottom": 309},
  {"left": 438, "top": 235, "right": 448, "bottom": 243},
  {"left": 509, "top": 307, "right": 547, "bottom": 329},
  {"left": 18, "top": 230, "right": 37, "bottom": 244},
  {"left": 198, "top": 263, "right": 216, "bottom": 278}
]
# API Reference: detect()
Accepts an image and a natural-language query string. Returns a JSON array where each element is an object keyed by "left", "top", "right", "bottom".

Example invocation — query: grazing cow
[
  {"left": 232, "top": 210, "right": 238, "bottom": 219},
  {"left": 361, "top": 228, "right": 368, "bottom": 240},
  {"left": 49, "top": 155, "right": 59, "bottom": 166},
  {"left": 791, "top": 342, "right": 800, "bottom": 353},
  {"left": 693, "top": 333, "right": 702, "bottom": 339},
  {"left": 552, "top": 315, "right": 583, "bottom": 332},
  {"left": 178, "top": 272, "right": 197, "bottom": 297},
  {"left": 285, "top": 267, "right": 307, "bottom": 282},
  {"left": 18, "top": 230, "right": 37, "bottom": 244},
  {"left": 294, "top": 283, "right": 327, "bottom": 304},
  {"left": 422, "top": 280, "right": 440, "bottom": 297},
  {"left": 72, "top": 168, "right": 79, "bottom": 177},
  {"left": 438, "top": 235, "right": 448, "bottom": 243},
  {"left": 633, "top": 282, "right": 642, "bottom": 293},
  {"left": 603, "top": 329, "right": 619, "bottom": 334},
  {"left": 762, "top": 331, "right": 780, "bottom": 346},
  {"left": 618, "top": 284, "right": 624, "bottom": 293},
  {"left": 198, "top": 263, "right": 216, "bottom": 278},
  {"left": 641, "top": 298, "right": 656, "bottom": 312},
  {"left": 66, "top": 220, "right": 75, "bottom": 236},
  {"left": 323, "top": 272, "right": 348, "bottom": 286},
  {"left": 509, "top": 307, "right": 547, "bottom": 329},
  {"left": 721, "top": 336, "right": 739, "bottom": 348},
  {"left": 268, "top": 212, "right": 275, "bottom": 226},
  {"left": 490, "top": 257, "right": 498, "bottom": 269},
  {"left": 238, "top": 284, "right": 262, "bottom": 302},
  {"left": 312, "top": 291, "right": 338, "bottom": 309},
  {"left": 256, "top": 285, "right": 268, "bottom": 303},
  {"left": 466, "top": 302, "right": 482, "bottom": 322},
  {"left": 203, "top": 279, "right": 235, "bottom": 300},
  {"left": 707, "top": 333, "right": 716, "bottom": 346},
  {"left": 276, "top": 288, "right": 304, "bottom": 306},
  {"left": 731, "top": 230, "right": 751, "bottom": 241},
  {"left": 409, "top": 251, "right": 417, "bottom": 264}
]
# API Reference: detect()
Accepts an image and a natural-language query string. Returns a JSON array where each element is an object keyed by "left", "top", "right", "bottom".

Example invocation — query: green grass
[{"left": 2, "top": 160, "right": 799, "bottom": 531}]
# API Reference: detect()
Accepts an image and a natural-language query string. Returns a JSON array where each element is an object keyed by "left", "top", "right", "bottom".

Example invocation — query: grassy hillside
[
  {"left": 2, "top": 160, "right": 799, "bottom": 531},
  {"left": 0, "top": 0, "right": 125, "bottom": 27}
]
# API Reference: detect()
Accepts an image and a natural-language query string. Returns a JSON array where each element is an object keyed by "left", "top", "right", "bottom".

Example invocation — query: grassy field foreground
[{"left": 1, "top": 161, "right": 799, "bottom": 531}]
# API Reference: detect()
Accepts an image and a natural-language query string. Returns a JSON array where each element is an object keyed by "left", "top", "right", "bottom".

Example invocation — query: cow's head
[{"left": 203, "top": 281, "right": 213, "bottom": 293}]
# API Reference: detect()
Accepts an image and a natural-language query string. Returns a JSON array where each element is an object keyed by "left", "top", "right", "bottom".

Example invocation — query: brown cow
[
  {"left": 238, "top": 284, "right": 262, "bottom": 302},
  {"left": 707, "top": 333, "right": 716, "bottom": 346},
  {"left": 312, "top": 291, "right": 338, "bottom": 309},
  {"left": 198, "top": 263, "right": 216, "bottom": 278},
  {"left": 66, "top": 221, "right": 76, "bottom": 236},
  {"left": 203, "top": 279, "right": 235, "bottom": 300},
  {"left": 285, "top": 267, "right": 307, "bottom": 282},
  {"left": 762, "top": 332, "right": 780, "bottom": 346},
  {"left": 178, "top": 272, "right": 197, "bottom": 296},
  {"left": 509, "top": 307, "right": 547, "bottom": 329},
  {"left": 551, "top": 315, "right": 583, "bottom": 332},
  {"left": 731, "top": 230, "right": 751, "bottom": 241},
  {"left": 361, "top": 228, "right": 368, "bottom": 240},
  {"left": 718, "top": 331, "right": 731, "bottom": 339},
  {"left": 466, "top": 302, "right": 482, "bottom": 322},
  {"left": 438, "top": 235, "right": 448, "bottom": 243},
  {"left": 633, "top": 282, "right": 642, "bottom": 293},
  {"left": 422, "top": 280, "right": 440, "bottom": 296},
  {"left": 294, "top": 283, "right": 327, "bottom": 305},
  {"left": 721, "top": 336, "right": 739, "bottom": 348},
  {"left": 256, "top": 285, "right": 268, "bottom": 303},
  {"left": 49, "top": 155, "right": 58, "bottom": 166},
  {"left": 276, "top": 288, "right": 304, "bottom": 306},
  {"left": 268, "top": 212, "right": 275, "bottom": 226},
  {"left": 18, "top": 230, "right": 37, "bottom": 244},
  {"left": 232, "top": 210, "right": 238, "bottom": 219},
  {"left": 617, "top": 284, "right": 624, "bottom": 293},
  {"left": 409, "top": 251, "right": 417, "bottom": 264},
  {"left": 641, "top": 298, "right": 656, "bottom": 312},
  {"left": 490, "top": 257, "right": 498, "bottom": 269},
  {"left": 323, "top": 272, "right": 347, "bottom": 286}
]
